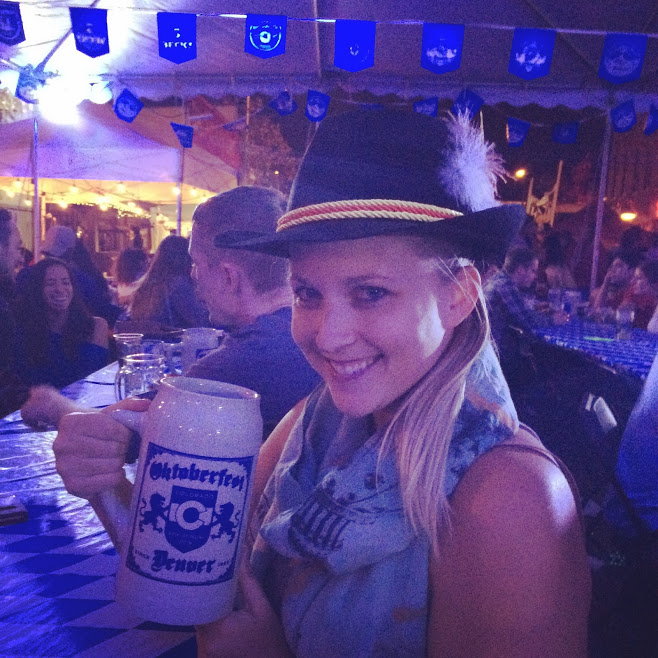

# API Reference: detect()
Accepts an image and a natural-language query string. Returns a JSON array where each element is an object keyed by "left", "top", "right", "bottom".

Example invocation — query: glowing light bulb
[
  {"left": 69, "top": 185, "right": 79, "bottom": 194},
  {"left": 116, "top": 183, "right": 126, "bottom": 194},
  {"left": 514, "top": 168, "right": 527, "bottom": 179},
  {"left": 57, "top": 199, "right": 68, "bottom": 209},
  {"left": 172, "top": 186, "right": 180, "bottom": 196},
  {"left": 190, "top": 188, "right": 198, "bottom": 197},
  {"left": 620, "top": 211, "right": 636, "bottom": 222},
  {"left": 127, "top": 201, "right": 136, "bottom": 208},
  {"left": 99, "top": 203, "right": 108, "bottom": 211}
]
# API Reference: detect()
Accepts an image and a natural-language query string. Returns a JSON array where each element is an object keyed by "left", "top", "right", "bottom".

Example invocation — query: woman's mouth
[{"left": 327, "top": 356, "right": 380, "bottom": 379}]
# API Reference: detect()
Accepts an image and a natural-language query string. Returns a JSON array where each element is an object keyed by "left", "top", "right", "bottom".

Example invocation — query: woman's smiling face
[
  {"left": 290, "top": 235, "right": 463, "bottom": 425},
  {"left": 43, "top": 264, "right": 73, "bottom": 314}
]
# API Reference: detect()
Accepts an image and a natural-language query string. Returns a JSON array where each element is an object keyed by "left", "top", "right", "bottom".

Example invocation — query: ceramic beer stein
[{"left": 100, "top": 376, "right": 262, "bottom": 625}]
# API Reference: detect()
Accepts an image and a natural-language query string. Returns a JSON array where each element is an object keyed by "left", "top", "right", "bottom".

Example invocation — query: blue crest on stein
[
  {"left": 413, "top": 97, "right": 439, "bottom": 117},
  {"left": 171, "top": 122, "right": 194, "bottom": 148},
  {"left": 0, "top": 1, "right": 24, "bottom": 45},
  {"left": 451, "top": 89, "right": 484, "bottom": 119},
  {"left": 599, "top": 33, "right": 647, "bottom": 84},
  {"left": 269, "top": 91, "right": 297, "bottom": 116},
  {"left": 509, "top": 28, "right": 555, "bottom": 80},
  {"left": 165, "top": 485, "right": 217, "bottom": 554},
  {"left": 114, "top": 89, "right": 144, "bottom": 123},
  {"left": 552, "top": 122, "right": 579, "bottom": 144},
  {"left": 158, "top": 12, "right": 197, "bottom": 64},
  {"left": 421, "top": 23, "right": 464, "bottom": 74},
  {"left": 507, "top": 117, "right": 531, "bottom": 147},
  {"left": 305, "top": 90, "right": 330, "bottom": 122},
  {"left": 611, "top": 100, "right": 636, "bottom": 133},
  {"left": 334, "top": 20, "right": 376, "bottom": 72},
  {"left": 644, "top": 104, "right": 658, "bottom": 136},
  {"left": 245, "top": 14, "right": 286, "bottom": 58},
  {"left": 69, "top": 7, "right": 109, "bottom": 58}
]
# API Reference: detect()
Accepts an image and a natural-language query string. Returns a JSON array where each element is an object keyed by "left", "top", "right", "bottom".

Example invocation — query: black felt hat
[{"left": 217, "top": 109, "right": 525, "bottom": 264}]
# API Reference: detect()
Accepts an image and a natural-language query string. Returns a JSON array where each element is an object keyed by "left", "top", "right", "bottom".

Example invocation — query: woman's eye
[
  {"left": 353, "top": 286, "right": 389, "bottom": 304},
  {"left": 293, "top": 286, "right": 321, "bottom": 307}
]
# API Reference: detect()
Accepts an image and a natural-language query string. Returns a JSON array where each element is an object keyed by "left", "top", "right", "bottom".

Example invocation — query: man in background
[
  {"left": 484, "top": 246, "right": 543, "bottom": 355},
  {"left": 0, "top": 209, "right": 27, "bottom": 417},
  {"left": 186, "top": 186, "right": 320, "bottom": 436}
]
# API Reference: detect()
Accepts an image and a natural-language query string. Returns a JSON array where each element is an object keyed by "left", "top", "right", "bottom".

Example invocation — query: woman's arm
[{"left": 428, "top": 431, "right": 590, "bottom": 657}]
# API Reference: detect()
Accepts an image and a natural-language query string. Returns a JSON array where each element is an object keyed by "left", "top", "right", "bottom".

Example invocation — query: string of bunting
[{"left": 1, "top": 2, "right": 657, "bottom": 147}]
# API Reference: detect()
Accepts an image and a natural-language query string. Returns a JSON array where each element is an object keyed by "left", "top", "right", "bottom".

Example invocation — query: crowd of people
[{"left": 2, "top": 107, "right": 656, "bottom": 654}]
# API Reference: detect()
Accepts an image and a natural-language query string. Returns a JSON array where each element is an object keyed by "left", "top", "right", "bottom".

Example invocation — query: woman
[
  {"left": 15, "top": 258, "right": 108, "bottom": 388},
  {"left": 129, "top": 235, "right": 207, "bottom": 328},
  {"left": 621, "top": 259, "right": 658, "bottom": 329},
  {"left": 55, "top": 110, "right": 590, "bottom": 656}
]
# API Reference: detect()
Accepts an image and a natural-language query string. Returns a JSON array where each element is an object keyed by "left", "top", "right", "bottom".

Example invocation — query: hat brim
[{"left": 217, "top": 203, "right": 526, "bottom": 265}]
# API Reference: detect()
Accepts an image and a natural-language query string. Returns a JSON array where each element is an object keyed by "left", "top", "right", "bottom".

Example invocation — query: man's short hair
[
  {"left": 192, "top": 187, "right": 288, "bottom": 293},
  {"left": 503, "top": 246, "right": 538, "bottom": 274}
]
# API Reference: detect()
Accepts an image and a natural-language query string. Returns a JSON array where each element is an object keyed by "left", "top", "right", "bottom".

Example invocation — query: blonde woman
[{"left": 55, "top": 110, "right": 590, "bottom": 656}]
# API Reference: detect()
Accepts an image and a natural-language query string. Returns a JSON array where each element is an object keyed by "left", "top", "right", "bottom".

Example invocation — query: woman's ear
[{"left": 443, "top": 265, "right": 481, "bottom": 329}]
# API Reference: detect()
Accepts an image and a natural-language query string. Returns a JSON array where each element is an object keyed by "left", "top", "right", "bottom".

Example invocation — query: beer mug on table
[
  {"left": 101, "top": 376, "right": 262, "bottom": 626},
  {"left": 115, "top": 353, "right": 167, "bottom": 401},
  {"left": 113, "top": 332, "right": 144, "bottom": 367},
  {"left": 615, "top": 306, "right": 635, "bottom": 340},
  {"left": 181, "top": 328, "right": 223, "bottom": 373}
]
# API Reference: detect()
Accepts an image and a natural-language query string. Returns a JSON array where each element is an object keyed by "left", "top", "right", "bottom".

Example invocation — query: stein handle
[{"left": 96, "top": 409, "right": 148, "bottom": 553}]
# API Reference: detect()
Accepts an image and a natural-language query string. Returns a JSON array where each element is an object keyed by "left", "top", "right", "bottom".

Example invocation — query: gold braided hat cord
[{"left": 276, "top": 199, "right": 463, "bottom": 232}]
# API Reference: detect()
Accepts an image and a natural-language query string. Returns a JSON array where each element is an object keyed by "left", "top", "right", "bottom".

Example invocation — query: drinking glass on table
[
  {"left": 114, "top": 353, "right": 167, "bottom": 401},
  {"left": 113, "top": 333, "right": 144, "bottom": 367},
  {"left": 615, "top": 306, "right": 635, "bottom": 340}
]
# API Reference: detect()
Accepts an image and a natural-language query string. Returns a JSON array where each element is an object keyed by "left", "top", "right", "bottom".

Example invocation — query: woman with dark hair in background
[
  {"left": 15, "top": 258, "right": 109, "bottom": 389},
  {"left": 129, "top": 235, "right": 207, "bottom": 328},
  {"left": 115, "top": 247, "right": 148, "bottom": 307}
]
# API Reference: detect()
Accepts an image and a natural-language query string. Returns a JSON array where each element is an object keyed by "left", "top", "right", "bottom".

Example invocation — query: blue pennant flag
[
  {"left": 171, "top": 122, "right": 194, "bottom": 148},
  {"left": 644, "top": 104, "right": 658, "bottom": 136},
  {"left": 611, "top": 100, "right": 636, "bottom": 132},
  {"left": 222, "top": 116, "right": 248, "bottom": 132},
  {"left": 599, "top": 33, "right": 647, "bottom": 84},
  {"left": 158, "top": 12, "right": 197, "bottom": 64},
  {"left": 69, "top": 7, "right": 109, "bottom": 58},
  {"left": 269, "top": 91, "right": 297, "bottom": 116},
  {"left": 506, "top": 118, "right": 531, "bottom": 147},
  {"left": 421, "top": 23, "right": 464, "bottom": 75},
  {"left": 451, "top": 89, "right": 484, "bottom": 119},
  {"left": 552, "top": 122, "right": 579, "bottom": 145},
  {"left": 414, "top": 97, "right": 439, "bottom": 117},
  {"left": 114, "top": 89, "right": 143, "bottom": 123},
  {"left": 0, "top": 1, "right": 24, "bottom": 45},
  {"left": 305, "top": 90, "right": 330, "bottom": 122},
  {"left": 334, "top": 20, "right": 376, "bottom": 72},
  {"left": 509, "top": 28, "right": 555, "bottom": 80},
  {"left": 245, "top": 14, "right": 286, "bottom": 58}
]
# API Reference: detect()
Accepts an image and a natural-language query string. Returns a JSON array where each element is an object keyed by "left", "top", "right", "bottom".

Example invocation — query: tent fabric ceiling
[{"left": 2, "top": 1, "right": 658, "bottom": 109}]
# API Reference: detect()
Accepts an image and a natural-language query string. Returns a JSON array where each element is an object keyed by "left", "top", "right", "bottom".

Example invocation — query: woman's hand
[{"left": 196, "top": 568, "right": 291, "bottom": 658}]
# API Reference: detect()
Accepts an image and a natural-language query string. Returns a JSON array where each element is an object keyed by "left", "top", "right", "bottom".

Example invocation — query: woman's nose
[{"left": 314, "top": 304, "right": 356, "bottom": 353}]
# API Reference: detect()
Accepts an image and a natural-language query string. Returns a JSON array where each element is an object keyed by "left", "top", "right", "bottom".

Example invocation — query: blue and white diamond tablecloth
[{"left": 0, "top": 364, "right": 196, "bottom": 657}]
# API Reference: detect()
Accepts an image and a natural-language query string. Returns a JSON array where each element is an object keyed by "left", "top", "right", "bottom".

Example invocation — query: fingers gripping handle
[{"left": 96, "top": 409, "right": 147, "bottom": 553}]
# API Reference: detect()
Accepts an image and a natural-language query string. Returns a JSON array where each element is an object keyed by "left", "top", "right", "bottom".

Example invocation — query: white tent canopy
[{"left": 1, "top": 1, "right": 657, "bottom": 110}]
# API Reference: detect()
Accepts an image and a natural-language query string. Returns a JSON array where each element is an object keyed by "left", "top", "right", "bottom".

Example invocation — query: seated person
[
  {"left": 0, "top": 209, "right": 27, "bottom": 417},
  {"left": 14, "top": 258, "right": 109, "bottom": 389},
  {"left": 621, "top": 259, "right": 658, "bottom": 329},
  {"left": 483, "top": 246, "right": 544, "bottom": 357},
  {"left": 543, "top": 231, "right": 576, "bottom": 290},
  {"left": 129, "top": 235, "right": 208, "bottom": 329},
  {"left": 54, "top": 109, "right": 590, "bottom": 656},
  {"left": 590, "top": 252, "right": 639, "bottom": 319}
]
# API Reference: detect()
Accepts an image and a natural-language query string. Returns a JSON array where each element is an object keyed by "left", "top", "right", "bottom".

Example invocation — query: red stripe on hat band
[{"left": 277, "top": 199, "right": 463, "bottom": 232}]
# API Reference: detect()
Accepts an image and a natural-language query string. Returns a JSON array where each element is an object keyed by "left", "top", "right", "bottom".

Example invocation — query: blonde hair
[{"left": 378, "top": 242, "right": 489, "bottom": 557}]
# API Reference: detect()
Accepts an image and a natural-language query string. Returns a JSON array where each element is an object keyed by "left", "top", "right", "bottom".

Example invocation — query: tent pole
[
  {"left": 589, "top": 117, "right": 612, "bottom": 297},
  {"left": 32, "top": 115, "right": 40, "bottom": 257},
  {"left": 176, "top": 148, "right": 184, "bottom": 236}
]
